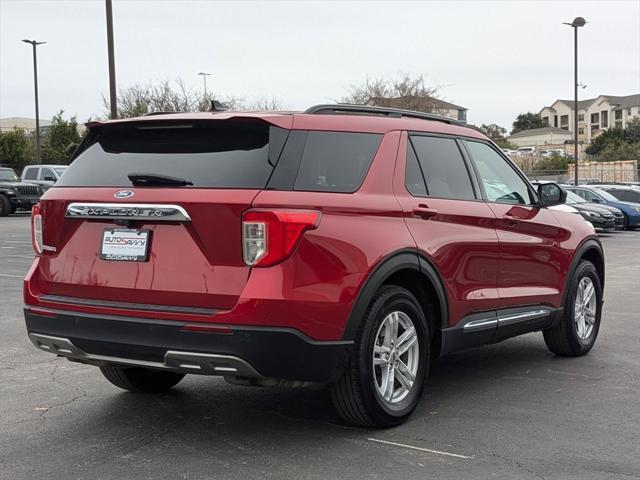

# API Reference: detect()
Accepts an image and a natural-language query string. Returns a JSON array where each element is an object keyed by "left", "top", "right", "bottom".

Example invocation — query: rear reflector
[
  {"left": 31, "top": 204, "right": 43, "bottom": 255},
  {"left": 181, "top": 324, "right": 233, "bottom": 335},
  {"left": 242, "top": 210, "right": 320, "bottom": 267}
]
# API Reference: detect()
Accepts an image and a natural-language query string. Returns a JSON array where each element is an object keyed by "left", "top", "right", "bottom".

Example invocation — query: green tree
[
  {"left": 511, "top": 112, "right": 545, "bottom": 134},
  {"left": 585, "top": 117, "right": 640, "bottom": 158},
  {"left": 0, "top": 128, "right": 32, "bottom": 169},
  {"left": 41, "top": 112, "right": 83, "bottom": 164}
]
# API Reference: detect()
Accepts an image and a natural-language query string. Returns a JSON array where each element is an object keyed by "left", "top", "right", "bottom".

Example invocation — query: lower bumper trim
[{"left": 29, "top": 333, "right": 263, "bottom": 377}]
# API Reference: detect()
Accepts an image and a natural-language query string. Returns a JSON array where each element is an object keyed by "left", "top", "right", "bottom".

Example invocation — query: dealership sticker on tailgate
[{"left": 100, "top": 229, "right": 150, "bottom": 261}]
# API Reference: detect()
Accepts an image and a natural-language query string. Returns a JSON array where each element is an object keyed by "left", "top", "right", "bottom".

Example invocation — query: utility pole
[
  {"left": 563, "top": 17, "right": 587, "bottom": 186},
  {"left": 106, "top": 0, "right": 118, "bottom": 119},
  {"left": 22, "top": 39, "right": 46, "bottom": 163}
]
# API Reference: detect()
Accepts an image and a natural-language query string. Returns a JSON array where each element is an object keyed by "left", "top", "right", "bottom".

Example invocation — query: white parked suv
[
  {"left": 516, "top": 147, "right": 536, "bottom": 156},
  {"left": 22, "top": 165, "right": 68, "bottom": 189}
]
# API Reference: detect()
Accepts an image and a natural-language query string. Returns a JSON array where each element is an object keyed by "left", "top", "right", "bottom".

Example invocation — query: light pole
[
  {"left": 198, "top": 72, "right": 211, "bottom": 97},
  {"left": 563, "top": 16, "right": 587, "bottom": 186},
  {"left": 105, "top": 0, "right": 117, "bottom": 119},
  {"left": 22, "top": 39, "right": 46, "bottom": 163}
]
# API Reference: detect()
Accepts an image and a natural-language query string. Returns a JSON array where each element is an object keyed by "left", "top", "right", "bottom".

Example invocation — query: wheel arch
[
  {"left": 342, "top": 249, "right": 449, "bottom": 350},
  {"left": 562, "top": 237, "right": 605, "bottom": 305}
]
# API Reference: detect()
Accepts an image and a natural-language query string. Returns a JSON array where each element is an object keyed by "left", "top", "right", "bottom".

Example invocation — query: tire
[
  {"left": 100, "top": 365, "right": 185, "bottom": 393},
  {"left": 330, "top": 285, "right": 430, "bottom": 427},
  {"left": 543, "top": 260, "right": 602, "bottom": 356},
  {"left": 0, "top": 195, "right": 11, "bottom": 217}
]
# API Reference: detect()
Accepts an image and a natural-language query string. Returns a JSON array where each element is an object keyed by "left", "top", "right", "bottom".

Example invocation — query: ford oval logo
[{"left": 114, "top": 190, "right": 134, "bottom": 199}]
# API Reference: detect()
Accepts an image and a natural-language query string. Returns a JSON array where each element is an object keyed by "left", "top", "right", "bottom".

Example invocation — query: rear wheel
[
  {"left": 100, "top": 365, "right": 185, "bottom": 393},
  {"left": 330, "top": 285, "right": 429, "bottom": 427},
  {"left": 543, "top": 260, "right": 602, "bottom": 356},
  {"left": 0, "top": 195, "right": 12, "bottom": 217}
]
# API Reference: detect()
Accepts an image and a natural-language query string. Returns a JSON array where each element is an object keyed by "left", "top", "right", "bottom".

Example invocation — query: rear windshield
[{"left": 58, "top": 121, "right": 288, "bottom": 189}]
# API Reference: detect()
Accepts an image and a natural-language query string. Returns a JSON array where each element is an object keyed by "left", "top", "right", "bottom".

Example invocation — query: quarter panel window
[
  {"left": 404, "top": 143, "right": 427, "bottom": 196},
  {"left": 293, "top": 131, "right": 381, "bottom": 193},
  {"left": 409, "top": 136, "right": 476, "bottom": 200},
  {"left": 465, "top": 141, "right": 533, "bottom": 205}
]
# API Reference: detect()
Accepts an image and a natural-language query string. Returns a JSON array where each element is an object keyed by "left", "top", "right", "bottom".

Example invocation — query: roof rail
[{"left": 305, "top": 104, "right": 464, "bottom": 126}]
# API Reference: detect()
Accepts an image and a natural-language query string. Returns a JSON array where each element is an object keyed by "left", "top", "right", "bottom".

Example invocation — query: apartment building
[{"left": 539, "top": 94, "right": 639, "bottom": 143}]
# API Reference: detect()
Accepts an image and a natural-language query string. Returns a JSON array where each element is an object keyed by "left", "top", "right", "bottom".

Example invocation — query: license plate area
[{"left": 100, "top": 229, "right": 150, "bottom": 262}]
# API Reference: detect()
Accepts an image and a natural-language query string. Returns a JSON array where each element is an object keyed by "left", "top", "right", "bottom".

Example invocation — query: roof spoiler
[{"left": 305, "top": 104, "right": 463, "bottom": 126}]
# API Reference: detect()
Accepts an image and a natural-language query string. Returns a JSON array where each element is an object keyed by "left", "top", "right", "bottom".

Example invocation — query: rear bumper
[
  {"left": 24, "top": 308, "right": 352, "bottom": 382},
  {"left": 9, "top": 195, "right": 40, "bottom": 209}
]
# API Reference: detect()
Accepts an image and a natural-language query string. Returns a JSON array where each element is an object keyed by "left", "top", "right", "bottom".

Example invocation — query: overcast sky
[{"left": 1, "top": 0, "right": 639, "bottom": 129}]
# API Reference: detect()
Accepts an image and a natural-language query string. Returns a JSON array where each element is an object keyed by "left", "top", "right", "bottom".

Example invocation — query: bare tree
[
  {"left": 342, "top": 74, "right": 442, "bottom": 113},
  {"left": 103, "top": 79, "right": 283, "bottom": 118}
]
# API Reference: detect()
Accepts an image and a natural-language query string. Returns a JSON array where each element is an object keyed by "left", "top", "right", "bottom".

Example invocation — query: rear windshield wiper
[{"left": 127, "top": 173, "right": 193, "bottom": 187}]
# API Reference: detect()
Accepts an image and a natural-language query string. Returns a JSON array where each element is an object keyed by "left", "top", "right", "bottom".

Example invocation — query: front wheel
[
  {"left": 543, "top": 260, "right": 602, "bottom": 356},
  {"left": 100, "top": 365, "right": 185, "bottom": 393},
  {"left": 330, "top": 285, "right": 429, "bottom": 427},
  {"left": 0, "top": 195, "right": 12, "bottom": 217}
]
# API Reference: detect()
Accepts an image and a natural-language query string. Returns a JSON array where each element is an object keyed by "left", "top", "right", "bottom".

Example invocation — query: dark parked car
[
  {"left": 24, "top": 105, "right": 605, "bottom": 427},
  {"left": 564, "top": 185, "right": 640, "bottom": 229},
  {"left": 0, "top": 167, "right": 43, "bottom": 216},
  {"left": 564, "top": 190, "right": 617, "bottom": 230}
]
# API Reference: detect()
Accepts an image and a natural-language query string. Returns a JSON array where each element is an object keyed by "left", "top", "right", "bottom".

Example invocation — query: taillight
[
  {"left": 31, "top": 203, "right": 43, "bottom": 255},
  {"left": 242, "top": 210, "right": 321, "bottom": 267}
]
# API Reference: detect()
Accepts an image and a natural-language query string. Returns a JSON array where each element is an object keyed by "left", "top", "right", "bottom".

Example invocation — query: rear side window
[
  {"left": 58, "top": 121, "right": 288, "bottom": 189},
  {"left": 293, "top": 131, "right": 381, "bottom": 193},
  {"left": 24, "top": 168, "right": 38, "bottom": 180},
  {"left": 409, "top": 135, "right": 476, "bottom": 200}
]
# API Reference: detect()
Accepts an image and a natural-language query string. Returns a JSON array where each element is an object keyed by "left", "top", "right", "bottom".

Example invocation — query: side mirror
[{"left": 537, "top": 183, "right": 567, "bottom": 207}]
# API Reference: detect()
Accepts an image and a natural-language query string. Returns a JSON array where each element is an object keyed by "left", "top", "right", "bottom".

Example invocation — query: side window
[
  {"left": 39, "top": 167, "right": 55, "bottom": 180},
  {"left": 409, "top": 136, "right": 476, "bottom": 200},
  {"left": 24, "top": 168, "right": 38, "bottom": 180},
  {"left": 465, "top": 141, "right": 533, "bottom": 205},
  {"left": 580, "top": 190, "right": 598, "bottom": 202},
  {"left": 404, "top": 143, "right": 427, "bottom": 196},
  {"left": 293, "top": 132, "right": 381, "bottom": 193}
]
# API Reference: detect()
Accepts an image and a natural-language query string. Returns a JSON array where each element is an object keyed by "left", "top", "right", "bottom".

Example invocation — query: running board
[
  {"left": 29, "top": 333, "right": 263, "bottom": 378},
  {"left": 441, "top": 307, "right": 560, "bottom": 356}
]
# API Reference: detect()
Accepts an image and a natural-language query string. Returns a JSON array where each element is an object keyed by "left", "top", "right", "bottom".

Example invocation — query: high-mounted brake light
[
  {"left": 242, "top": 210, "right": 321, "bottom": 267},
  {"left": 31, "top": 203, "right": 43, "bottom": 255}
]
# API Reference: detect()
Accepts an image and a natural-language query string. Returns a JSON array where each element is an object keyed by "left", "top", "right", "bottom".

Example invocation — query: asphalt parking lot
[{"left": 1, "top": 213, "right": 639, "bottom": 480}]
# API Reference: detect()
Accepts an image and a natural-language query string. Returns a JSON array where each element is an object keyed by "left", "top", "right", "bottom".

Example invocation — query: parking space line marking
[
  {"left": 368, "top": 438, "right": 474, "bottom": 459},
  {"left": 0, "top": 273, "right": 24, "bottom": 278}
]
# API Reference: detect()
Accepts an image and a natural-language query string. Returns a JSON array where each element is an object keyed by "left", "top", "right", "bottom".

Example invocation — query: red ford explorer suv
[{"left": 24, "top": 105, "right": 604, "bottom": 427}]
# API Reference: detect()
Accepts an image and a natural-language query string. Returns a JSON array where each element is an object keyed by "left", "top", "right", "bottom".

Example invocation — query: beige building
[
  {"left": 508, "top": 126, "right": 573, "bottom": 147},
  {"left": 539, "top": 94, "right": 640, "bottom": 144},
  {"left": 0, "top": 117, "right": 52, "bottom": 134}
]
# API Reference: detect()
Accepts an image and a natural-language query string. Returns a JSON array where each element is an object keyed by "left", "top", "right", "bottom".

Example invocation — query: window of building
[
  {"left": 578, "top": 128, "right": 585, "bottom": 135},
  {"left": 601, "top": 111, "right": 608, "bottom": 128},
  {"left": 590, "top": 113, "right": 600, "bottom": 125},
  {"left": 554, "top": 115, "right": 558, "bottom": 127},
  {"left": 578, "top": 114, "right": 585, "bottom": 122},
  {"left": 560, "top": 115, "right": 569, "bottom": 126},
  {"left": 615, "top": 110, "right": 623, "bottom": 120},
  {"left": 542, "top": 116, "right": 549, "bottom": 126}
]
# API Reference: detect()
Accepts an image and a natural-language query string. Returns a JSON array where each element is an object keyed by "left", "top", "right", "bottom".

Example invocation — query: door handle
[
  {"left": 502, "top": 213, "right": 519, "bottom": 226},
  {"left": 413, "top": 204, "right": 438, "bottom": 220}
]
